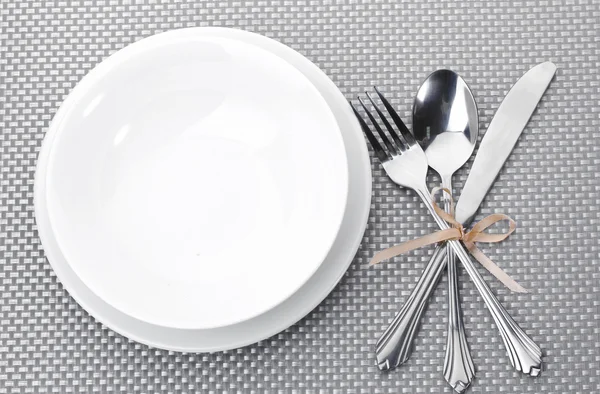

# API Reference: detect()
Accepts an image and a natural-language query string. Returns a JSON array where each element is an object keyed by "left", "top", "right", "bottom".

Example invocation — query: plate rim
[{"left": 34, "top": 27, "right": 371, "bottom": 352}]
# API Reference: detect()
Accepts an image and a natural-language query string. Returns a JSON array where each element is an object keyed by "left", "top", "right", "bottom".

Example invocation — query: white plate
[
  {"left": 35, "top": 27, "right": 371, "bottom": 351},
  {"left": 41, "top": 28, "right": 349, "bottom": 329}
]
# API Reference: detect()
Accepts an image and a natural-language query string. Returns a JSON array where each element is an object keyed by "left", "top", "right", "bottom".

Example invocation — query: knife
[
  {"left": 375, "top": 62, "right": 557, "bottom": 374},
  {"left": 455, "top": 61, "right": 557, "bottom": 224}
]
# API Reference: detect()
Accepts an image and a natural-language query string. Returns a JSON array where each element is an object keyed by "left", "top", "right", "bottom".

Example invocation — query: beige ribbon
[{"left": 369, "top": 187, "right": 528, "bottom": 293}]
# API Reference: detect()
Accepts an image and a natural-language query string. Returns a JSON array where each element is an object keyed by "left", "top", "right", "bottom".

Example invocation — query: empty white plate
[
  {"left": 36, "top": 27, "right": 371, "bottom": 351},
  {"left": 42, "top": 29, "right": 349, "bottom": 329}
]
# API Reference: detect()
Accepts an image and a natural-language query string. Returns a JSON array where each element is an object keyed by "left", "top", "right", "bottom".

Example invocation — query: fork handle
[
  {"left": 414, "top": 185, "right": 543, "bottom": 376},
  {"left": 375, "top": 245, "right": 446, "bottom": 370}
]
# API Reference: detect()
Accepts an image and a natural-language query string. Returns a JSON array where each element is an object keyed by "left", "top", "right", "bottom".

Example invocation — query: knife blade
[
  {"left": 375, "top": 61, "right": 556, "bottom": 373},
  {"left": 455, "top": 61, "right": 557, "bottom": 225}
]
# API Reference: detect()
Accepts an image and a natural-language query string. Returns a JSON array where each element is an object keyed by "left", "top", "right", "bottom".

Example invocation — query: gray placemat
[{"left": 1, "top": 0, "right": 599, "bottom": 393}]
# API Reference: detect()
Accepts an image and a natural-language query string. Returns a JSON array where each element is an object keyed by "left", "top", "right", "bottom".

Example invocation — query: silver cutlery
[
  {"left": 370, "top": 61, "right": 556, "bottom": 377},
  {"left": 351, "top": 87, "right": 543, "bottom": 377},
  {"left": 412, "top": 70, "right": 478, "bottom": 393}
]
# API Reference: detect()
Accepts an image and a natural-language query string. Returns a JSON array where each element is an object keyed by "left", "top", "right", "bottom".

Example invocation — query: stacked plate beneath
[{"left": 35, "top": 27, "right": 371, "bottom": 351}]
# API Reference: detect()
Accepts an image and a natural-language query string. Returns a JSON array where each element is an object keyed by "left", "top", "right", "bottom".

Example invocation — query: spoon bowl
[{"left": 413, "top": 70, "right": 478, "bottom": 183}]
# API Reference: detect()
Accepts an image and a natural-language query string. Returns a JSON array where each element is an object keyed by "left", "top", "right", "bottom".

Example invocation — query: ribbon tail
[
  {"left": 466, "top": 243, "right": 529, "bottom": 293},
  {"left": 369, "top": 228, "right": 459, "bottom": 267}
]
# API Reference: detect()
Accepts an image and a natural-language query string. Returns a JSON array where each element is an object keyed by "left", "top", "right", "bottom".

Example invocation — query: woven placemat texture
[{"left": 1, "top": 0, "right": 599, "bottom": 393}]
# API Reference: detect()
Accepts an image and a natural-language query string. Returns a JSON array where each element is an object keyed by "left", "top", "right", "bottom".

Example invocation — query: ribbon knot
[{"left": 369, "top": 187, "right": 528, "bottom": 293}]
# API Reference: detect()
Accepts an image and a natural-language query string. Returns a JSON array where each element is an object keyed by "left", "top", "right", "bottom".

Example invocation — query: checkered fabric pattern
[{"left": 1, "top": 0, "right": 599, "bottom": 392}]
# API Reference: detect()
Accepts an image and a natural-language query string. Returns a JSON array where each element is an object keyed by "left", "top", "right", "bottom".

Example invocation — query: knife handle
[
  {"left": 419, "top": 185, "right": 542, "bottom": 376},
  {"left": 375, "top": 246, "right": 446, "bottom": 370},
  {"left": 448, "top": 240, "right": 543, "bottom": 376}
]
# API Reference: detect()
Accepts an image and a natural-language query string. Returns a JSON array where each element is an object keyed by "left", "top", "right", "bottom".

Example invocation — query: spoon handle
[{"left": 441, "top": 179, "right": 475, "bottom": 393}]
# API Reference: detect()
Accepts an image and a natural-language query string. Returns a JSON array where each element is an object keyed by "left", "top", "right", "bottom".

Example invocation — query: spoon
[{"left": 413, "top": 70, "right": 478, "bottom": 393}]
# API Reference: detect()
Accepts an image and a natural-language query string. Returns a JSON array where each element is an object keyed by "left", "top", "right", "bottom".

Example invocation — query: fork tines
[{"left": 350, "top": 87, "right": 416, "bottom": 161}]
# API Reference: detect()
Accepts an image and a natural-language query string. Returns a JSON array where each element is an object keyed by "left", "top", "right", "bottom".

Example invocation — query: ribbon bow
[{"left": 369, "top": 187, "right": 528, "bottom": 293}]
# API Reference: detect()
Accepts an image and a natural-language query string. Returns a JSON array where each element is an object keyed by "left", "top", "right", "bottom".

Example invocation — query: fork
[{"left": 351, "top": 87, "right": 542, "bottom": 376}]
